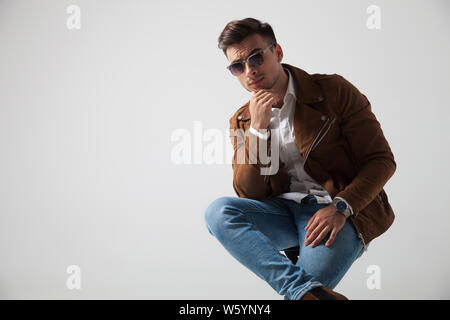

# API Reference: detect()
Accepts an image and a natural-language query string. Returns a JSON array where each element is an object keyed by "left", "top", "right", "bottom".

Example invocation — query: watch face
[{"left": 336, "top": 201, "right": 347, "bottom": 211}]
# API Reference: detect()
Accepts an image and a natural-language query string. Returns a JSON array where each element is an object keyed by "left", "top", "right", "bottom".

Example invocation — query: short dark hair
[{"left": 218, "top": 18, "right": 277, "bottom": 57}]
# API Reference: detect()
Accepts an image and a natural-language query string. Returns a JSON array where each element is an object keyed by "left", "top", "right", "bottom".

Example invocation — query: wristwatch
[{"left": 332, "top": 198, "right": 352, "bottom": 218}]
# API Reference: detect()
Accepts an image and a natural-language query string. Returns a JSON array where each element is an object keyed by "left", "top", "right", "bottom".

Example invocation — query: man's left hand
[{"left": 304, "top": 204, "right": 346, "bottom": 248}]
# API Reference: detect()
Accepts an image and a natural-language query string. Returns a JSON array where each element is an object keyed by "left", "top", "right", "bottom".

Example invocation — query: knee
[{"left": 204, "top": 196, "right": 239, "bottom": 236}]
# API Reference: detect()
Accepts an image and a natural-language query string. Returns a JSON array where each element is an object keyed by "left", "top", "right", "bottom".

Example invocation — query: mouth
[{"left": 249, "top": 77, "right": 264, "bottom": 86}]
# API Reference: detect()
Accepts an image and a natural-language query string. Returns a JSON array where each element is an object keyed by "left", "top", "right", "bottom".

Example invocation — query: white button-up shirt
[{"left": 250, "top": 68, "right": 351, "bottom": 209}]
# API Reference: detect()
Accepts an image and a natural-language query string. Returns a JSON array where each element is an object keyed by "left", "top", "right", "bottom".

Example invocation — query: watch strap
[{"left": 332, "top": 197, "right": 353, "bottom": 218}]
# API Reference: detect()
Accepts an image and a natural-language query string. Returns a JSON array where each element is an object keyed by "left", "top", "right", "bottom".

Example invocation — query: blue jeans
[{"left": 204, "top": 194, "right": 365, "bottom": 300}]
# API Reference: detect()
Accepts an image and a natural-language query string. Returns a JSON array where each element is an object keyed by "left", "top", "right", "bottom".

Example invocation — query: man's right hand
[{"left": 249, "top": 90, "right": 278, "bottom": 130}]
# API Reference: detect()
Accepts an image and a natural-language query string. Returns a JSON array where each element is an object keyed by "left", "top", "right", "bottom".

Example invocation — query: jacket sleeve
[
  {"left": 334, "top": 75, "right": 396, "bottom": 214},
  {"left": 229, "top": 116, "right": 273, "bottom": 200}
]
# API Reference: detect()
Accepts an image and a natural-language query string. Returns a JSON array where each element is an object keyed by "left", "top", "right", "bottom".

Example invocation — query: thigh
[
  {"left": 291, "top": 202, "right": 364, "bottom": 289},
  {"left": 204, "top": 196, "right": 299, "bottom": 251}
]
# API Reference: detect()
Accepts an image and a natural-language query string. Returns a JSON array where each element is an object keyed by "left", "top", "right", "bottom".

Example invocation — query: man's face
[{"left": 226, "top": 33, "right": 283, "bottom": 93}]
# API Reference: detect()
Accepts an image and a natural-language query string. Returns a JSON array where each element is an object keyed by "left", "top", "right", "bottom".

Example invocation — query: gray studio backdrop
[{"left": 0, "top": 0, "right": 449, "bottom": 299}]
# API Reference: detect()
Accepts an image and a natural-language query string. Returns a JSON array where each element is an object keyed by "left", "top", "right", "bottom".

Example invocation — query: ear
[{"left": 275, "top": 44, "right": 283, "bottom": 62}]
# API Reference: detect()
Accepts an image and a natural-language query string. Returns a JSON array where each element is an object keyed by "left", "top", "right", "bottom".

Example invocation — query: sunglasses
[{"left": 226, "top": 43, "right": 275, "bottom": 76}]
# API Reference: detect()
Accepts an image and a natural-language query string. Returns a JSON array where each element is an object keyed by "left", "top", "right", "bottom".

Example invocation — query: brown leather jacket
[{"left": 228, "top": 63, "right": 396, "bottom": 246}]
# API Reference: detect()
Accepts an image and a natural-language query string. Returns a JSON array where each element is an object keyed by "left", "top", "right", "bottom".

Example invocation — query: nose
[{"left": 244, "top": 61, "right": 258, "bottom": 76}]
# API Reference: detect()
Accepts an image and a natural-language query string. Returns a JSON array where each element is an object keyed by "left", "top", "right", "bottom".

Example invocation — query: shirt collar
[
  {"left": 272, "top": 68, "right": 296, "bottom": 114},
  {"left": 284, "top": 67, "right": 297, "bottom": 103}
]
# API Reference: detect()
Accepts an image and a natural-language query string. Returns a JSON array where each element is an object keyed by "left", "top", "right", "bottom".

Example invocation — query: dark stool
[{"left": 283, "top": 246, "right": 300, "bottom": 264}]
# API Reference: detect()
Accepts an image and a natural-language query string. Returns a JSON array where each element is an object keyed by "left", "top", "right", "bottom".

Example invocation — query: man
[{"left": 204, "top": 18, "right": 396, "bottom": 300}]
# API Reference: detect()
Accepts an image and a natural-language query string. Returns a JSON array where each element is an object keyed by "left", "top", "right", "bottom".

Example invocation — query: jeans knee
[{"left": 204, "top": 196, "right": 239, "bottom": 237}]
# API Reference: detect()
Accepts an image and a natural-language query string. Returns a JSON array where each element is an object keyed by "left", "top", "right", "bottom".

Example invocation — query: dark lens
[
  {"left": 248, "top": 53, "right": 264, "bottom": 68},
  {"left": 228, "top": 63, "right": 244, "bottom": 76}
]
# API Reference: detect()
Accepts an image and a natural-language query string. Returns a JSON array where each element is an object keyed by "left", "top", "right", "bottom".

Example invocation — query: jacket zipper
[
  {"left": 303, "top": 117, "right": 336, "bottom": 165},
  {"left": 263, "top": 116, "right": 337, "bottom": 183}
]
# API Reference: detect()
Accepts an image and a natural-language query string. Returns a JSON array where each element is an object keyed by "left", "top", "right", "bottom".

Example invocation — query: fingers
[
  {"left": 305, "top": 223, "right": 341, "bottom": 248},
  {"left": 252, "top": 89, "right": 270, "bottom": 96},
  {"left": 253, "top": 90, "right": 275, "bottom": 101},
  {"left": 252, "top": 89, "right": 266, "bottom": 98},
  {"left": 258, "top": 92, "right": 273, "bottom": 104},
  {"left": 304, "top": 206, "right": 346, "bottom": 248},
  {"left": 249, "top": 90, "right": 276, "bottom": 129},
  {"left": 304, "top": 220, "right": 322, "bottom": 246},
  {"left": 305, "top": 215, "right": 315, "bottom": 231},
  {"left": 325, "top": 228, "right": 338, "bottom": 247},
  {"left": 309, "top": 225, "right": 331, "bottom": 248},
  {"left": 254, "top": 92, "right": 276, "bottom": 109},
  {"left": 253, "top": 91, "right": 273, "bottom": 103},
  {"left": 305, "top": 215, "right": 318, "bottom": 238},
  {"left": 261, "top": 96, "right": 276, "bottom": 108}
]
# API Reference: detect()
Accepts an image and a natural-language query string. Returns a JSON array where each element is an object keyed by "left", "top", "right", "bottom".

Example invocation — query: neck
[{"left": 271, "top": 67, "right": 289, "bottom": 109}]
